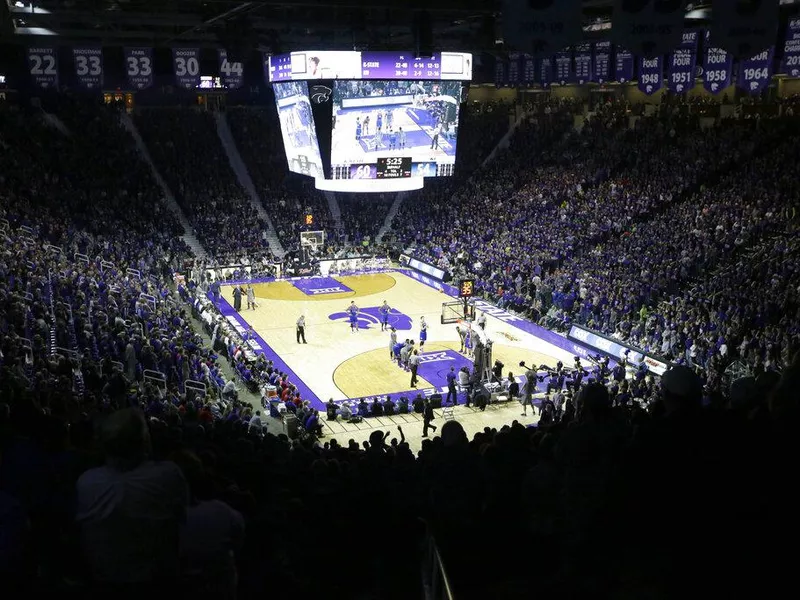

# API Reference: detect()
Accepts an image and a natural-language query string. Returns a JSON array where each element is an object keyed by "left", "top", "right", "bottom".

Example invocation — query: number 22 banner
[
  {"left": 172, "top": 48, "right": 200, "bottom": 89},
  {"left": 27, "top": 47, "right": 58, "bottom": 89},
  {"left": 218, "top": 50, "right": 243, "bottom": 89},
  {"left": 124, "top": 47, "right": 153, "bottom": 90},
  {"left": 73, "top": 47, "right": 103, "bottom": 89}
]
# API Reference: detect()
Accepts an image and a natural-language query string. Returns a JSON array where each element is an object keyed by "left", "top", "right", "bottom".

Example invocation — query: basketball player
[
  {"left": 375, "top": 126, "right": 384, "bottom": 149},
  {"left": 376, "top": 111, "right": 383, "bottom": 132},
  {"left": 355, "top": 117, "right": 362, "bottom": 141},
  {"left": 419, "top": 316, "right": 428, "bottom": 348},
  {"left": 398, "top": 127, "right": 406, "bottom": 150},
  {"left": 388, "top": 129, "right": 397, "bottom": 151},
  {"left": 464, "top": 325, "right": 473, "bottom": 357},
  {"left": 386, "top": 109, "right": 393, "bottom": 130},
  {"left": 363, "top": 114, "right": 371, "bottom": 136},
  {"left": 389, "top": 326, "right": 398, "bottom": 359},
  {"left": 379, "top": 300, "right": 391, "bottom": 331},
  {"left": 347, "top": 301, "right": 360, "bottom": 333},
  {"left": 456, "top": 324, "right": 467, "bottom": 353}
]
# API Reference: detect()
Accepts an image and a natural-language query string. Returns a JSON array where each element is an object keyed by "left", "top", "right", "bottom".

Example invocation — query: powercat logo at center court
[{"left": 328, "top": 306, "right": 413, "bottom": 331}]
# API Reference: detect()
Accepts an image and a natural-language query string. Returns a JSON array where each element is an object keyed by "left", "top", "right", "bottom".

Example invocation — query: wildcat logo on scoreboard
[
  {"left": 310, "top": 85, "right": 331, "bottom": 104},
  {"left": 328, "top": 307, "right": 413, "bottom": 331}
]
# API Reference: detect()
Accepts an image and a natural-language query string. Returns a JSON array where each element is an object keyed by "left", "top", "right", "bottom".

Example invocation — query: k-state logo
[
  {"left": 311, "top": 85, "right": 331, "bottom": 104},
  {"left": 328, "top": 306, "right": 413, "bottom": 331}
]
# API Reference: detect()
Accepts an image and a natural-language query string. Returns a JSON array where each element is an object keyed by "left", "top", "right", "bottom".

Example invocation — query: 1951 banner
[{"left": 667, "top": 30, "right": 698, "bottom": 94}]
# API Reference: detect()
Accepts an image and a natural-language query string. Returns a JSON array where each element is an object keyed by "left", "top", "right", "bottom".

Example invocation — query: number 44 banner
[{"left": 219, "top": 50, "right": 244, "bottom": 89}]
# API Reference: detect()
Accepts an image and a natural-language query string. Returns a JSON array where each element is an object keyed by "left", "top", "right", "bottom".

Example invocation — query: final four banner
[
  {"left": 27, "top": 47, "right": 58, "bottom": 89},
  {"left": 615, "top": 46, "right": 634, "bottom": 84},
  {"left": 73, "top": 47, "right": 103, "bottom": 89},
  {"left": 594, "top": 41, "right": 611, "bottom": 84},
  {"left": 172, "top": 48, "right": 201, "bottom": 89},
  {"left": 638, "top": 56, "right": 663, "bottom": 95},
  {"left": 554, "top": 50, "right": 572, "bottom": 85},
  {"left": 610, "top": 0, "right": 685, "bottom": 59},
  {"left": 539, "top": 56, "right": 553, "bottom": 88},
  {"left": 737, "top": 47, "right": 773, "bottom": 94},
  {"left": 574, "top": 43, "right": 592, "bottom": 84},
  {"left": 710, "top": 0, "right": 778, "bottom": 59},
  {"left": 507, "top": 53, "right": 521, "bottom": 87},
  {"left": 702, "top": 32, "right": 732, "bottom": 94},
  {"left": 667, "top": 30, "right": 698, "bottom": 94},
  {"left": 124, "top": 47, "right": 153, "bottom": 90},
  {"left": 783, "top": 18, "right": 800, "bottom": 78},
  {"left": 501, "top": 0, "right": 583, "bottom": 58},
  {"left": 523, "top": 54, "right": 536, "bottom": 85},
  {"left": 495, "top": 58, "right": 506, "bottom": 88},
  {"left": 218, "top": 49, "right": 244, "bottom": 89}
]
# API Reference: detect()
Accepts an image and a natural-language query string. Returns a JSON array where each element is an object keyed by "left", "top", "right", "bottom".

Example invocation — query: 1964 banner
[
  {"left": 594, "top": 41, "right": 611, "bottom": 84},
  {"left": 638, "top": 55, "right": 662, "bottom": 95},
  {"left": 737, "top": 47, "right": 773, "bottom": 94},
  {"left": 667, "top": 30, "right": 698, "bottom": 94},
  {"left": 172, "top": 48, "right": 200, "bottom": 89},
  {"left": 703, "top": 31, "right": 732, "bottom": 94},
  {"left": 783, "top": 18, "right": 800, "bottom": 78}
]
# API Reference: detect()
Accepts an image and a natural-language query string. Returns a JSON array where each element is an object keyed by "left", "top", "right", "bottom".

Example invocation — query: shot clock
[
  {"left": 458, "top": 279, "right": 475, "bottom": 298},
  {"left": 376, "top": 157, "right": 412, "bottom": 179}
]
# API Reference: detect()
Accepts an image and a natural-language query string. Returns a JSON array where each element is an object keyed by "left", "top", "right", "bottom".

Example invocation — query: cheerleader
[{"left": 419, "top": 316, "right": 428, "bottom": 348}]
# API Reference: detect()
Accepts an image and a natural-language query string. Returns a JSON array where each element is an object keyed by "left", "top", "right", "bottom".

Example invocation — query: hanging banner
[
  {"left": 710, "top": 0, "right": 778, "bottom": 59},
  {"left": 554, "top": 50, "right": 573, "bottom": 85},
  {"left": 783, "top": 18, "right": 800, "bottom": 78},
  {"left": 615, "top": 46, "right": 634, "bottom": 83},
  {"left": 522, "top": 54, "right": 536, "bottom": 85},
  {"left": 172, "top": 48, "right": 201, "bottom": 89},
  {"left": 574, "top": 43, "right": 592, "bottom": 84},
  {"left": 737, "top": 47, "right": 774, "bottom": 94},
  {"left": 638, "top": 55, "right": 663, "bottom": 95},
  {"left": 508, "top": 53, "right": 521, "bottom": 87},
  {"left": 610, "top": 0, "right": 685, "bottom": 59},
  {"left": 703, "top": 31, "right": 733, "bottom": 94},
  {"left": 539, "top": 56, "right": 553, "bottom": 88},
  {"left": 218, "top": 49, "right": 244, "bottom": 89},
  {"left": 124, "top": 47, "right": 154, "bottom": 90},
  {"left": 501, "top": 0, "right": 583, "bottom": 58},
  {"left": 73, "top": 47, "right": 103, "bottom": 90},
  {"left": 667, "top": 30, "right": 698, "bottom": 94},
  {"left": 594, "top": 41, "right": 611, "bottom": 83},
  {"left": 27, "top": 47, "right": 58, "bottom": 89},
  {"left": 495, "top": 58, "right": 506, "bottom": 88}
]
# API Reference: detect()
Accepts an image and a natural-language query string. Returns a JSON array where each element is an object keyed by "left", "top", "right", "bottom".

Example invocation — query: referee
[{"left": 296, "top": 315, "right": 307, "bottom": 344}]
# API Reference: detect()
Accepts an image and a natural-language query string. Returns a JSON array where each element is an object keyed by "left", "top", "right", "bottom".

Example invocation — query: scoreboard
[{"left": 376, "top": 157, "right": 412, "bottom": 179}]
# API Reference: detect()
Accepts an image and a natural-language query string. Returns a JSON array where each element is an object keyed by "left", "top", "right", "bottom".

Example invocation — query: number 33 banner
[
  {"left": 73, "top": 47, "right": 103, "bottom": 89},
  {"left": 27, "top": 47, "right": 58, "bottom": 89},
  {"left": 124, "top": 47, "right": 154, "bottom": 90}
]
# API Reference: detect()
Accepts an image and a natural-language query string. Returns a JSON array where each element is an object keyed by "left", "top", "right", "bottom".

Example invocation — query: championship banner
[
  {"left": 667, "top": 30, "right": 698, "bottom": 94},
  {"left": 783, "top": 18, "right": 800, "bottom": 78},
  {"left": 610, "top": 0, "right": 685, "bottom": 59},
  {"left": 501, "top": 0, "right": 583, "bottom": 58},
  {"left": 27, "top": 47, "right": 58, "bottom": 89},
  {"left": 710, "top": 0, "right": 778, "bottom": 59},
  {"left": 538, "top": 56, "right": 553, "bottom": 88},
  {"left": 73, "top": 47, "right": 103, "bottom": 90},
  {"left": 594, "top": 41, "right": 611, "bottom": 84},
  {"left": 507, "top": 53, "right": 521, "bottom": 87},
  {"left": 554, "top": 50, "right": 573, "bottom": 85},
  {"left": 172, "top": 48, "right": 200, "bottom": 89},
  {"left": 615, "top": 46, "right": 634, "bottom": 83},
  {"left": 522, "top": 54, "right": 536, "bottom": 85},
  {"left": 574, "top": 43, "right": 592, "bottom": 84},
  {"left": 702, "top": 32, "right": 732, "bottom": 94},
  {"left": 218, "top": 49, "right": 244, "bottom": 89},
  {"left": 124, "top": 47, "right": 153, "bottom": 90},
  {"left": 737, "top": 47, "right": 773, "bottom": 94},
  {"left": 495, "top": 57, "right": 506, "bottom": 88},
  {"left": 637, "top": 55, "right": 663, "bottom": 95}
]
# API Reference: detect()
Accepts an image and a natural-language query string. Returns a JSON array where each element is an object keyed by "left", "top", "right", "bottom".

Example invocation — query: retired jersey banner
[
  {"left": 495, "top": 58, "right": 506, "bottom": 88},
  {"left": 638, "top": 55, "right": 663, "bottom": 95},
  {"left": 702, "top": 31, "right": 732, "bottom": 94},
  {"left": 124, "top": 47, "right": 153, "bottom": 90},
  {"left": 574, "top": 43, "right": 592, "bottom": 84},
  {"left": 501, "top": 0, "right": 583, "bottom": 57},
  {"left": 522, "top": 54, "right": 536, "bottom": 85},
  {"left": 594, "top": 41, "right": 611, "bottom": 83},
  {"left": 710, "top": 0, "right": 778, "bottom": 59},
  {"left": 218, "top": 49, "right": 244, "bottom": 89},
  {"left": 554, "top": 50, "right": 573, "bottom": 85},
  {"left": 508, "top": 53, "right": 521, "bottom": 87},
  {"left": 611, "top": 0, "right": 685, "bottom": 59},
  {"left": 737, "top": 47, "right": 773, "bottom": 94},
  {"left": 615, "top": 46, "right": 634, "bottom": 83},
  {"left": 667, "top": 30, "right": 698, "bottom": 94},
  {"left": 539, "top": 56, "right": 553, "bottom": 88},
  {"left": 73, "top": 47, "right": 103, "bottom": 90},
  {"left": 27, "top": 47, "right": 58, "bottom": 89},
  {"left": 172, "top": 48, "right": 200, "bottom": 89},
  {"left": 783, "top": 18, "right": 800, "bottom": 78}
]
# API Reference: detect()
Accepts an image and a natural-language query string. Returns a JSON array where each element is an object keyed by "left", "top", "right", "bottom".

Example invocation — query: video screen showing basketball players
[
  {"left": 330, "top": 80, "right": 462, "bottom": 178},
  {"left": 273, "top": 81, "right": 324, "bottom": 178}
]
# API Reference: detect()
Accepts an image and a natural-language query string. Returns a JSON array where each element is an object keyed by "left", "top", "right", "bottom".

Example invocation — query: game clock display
[
  {"left": 376, "top": 157, "right": 411, "bottom": 178},
  {"left": 458, "top": 279, "right": 475, "bottom": 298}
]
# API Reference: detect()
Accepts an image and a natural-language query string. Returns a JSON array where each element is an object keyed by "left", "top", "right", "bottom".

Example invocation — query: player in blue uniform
[
  {"left": 379, "top": 300, "right": 391, "bottom": 331},
  {"left": 347, "top": 301, "right": 360, "bottom": 333},
  {"left": 419, "top": 316, "right": 428, "bottom": 348},
  {"left": 386, "top": 109, "right": 393, "bottom": 130},
  {"left": 355, "top": 117, "right": 362, "bottom": 141},
  {"left": 388, "top": 129, "right": 397, "bottom": 151},
  {"left": 464, "top": 326, "right": 473, "bottom": 357},
  {"left": 376, "top": 112, "right": 383, "bottom": 131}
]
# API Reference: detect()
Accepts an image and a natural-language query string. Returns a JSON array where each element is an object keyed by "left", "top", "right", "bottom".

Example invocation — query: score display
[
  {"left": 377, "top": 157, "right": 411, "bottom": 178},
  {"left": 458, "top": 279, "right": 475, "bottom": 298}
]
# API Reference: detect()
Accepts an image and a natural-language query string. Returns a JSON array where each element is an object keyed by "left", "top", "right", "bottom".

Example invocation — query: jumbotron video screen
[{"left": 273, "top": 80, "right": 324, "bottom": 178}]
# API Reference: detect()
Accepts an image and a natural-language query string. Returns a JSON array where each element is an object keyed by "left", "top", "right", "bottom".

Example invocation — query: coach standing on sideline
[{"left": 296, "top": 315, "right": 307, "bottom": 344}]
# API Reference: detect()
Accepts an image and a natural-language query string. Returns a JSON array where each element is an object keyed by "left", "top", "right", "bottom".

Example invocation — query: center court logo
[
  {"left": 310, "top": 286, "right": 348, "bottom": 295},
  {"left": 327, "top": 306, "right": 413, "bottom": 331}
]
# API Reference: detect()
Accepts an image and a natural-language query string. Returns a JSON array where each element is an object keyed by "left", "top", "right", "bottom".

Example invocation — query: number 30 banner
[
  {"left": 73, "top": 47, "right": 103, "bottom": 89},
  {"left": 218, "top": 49, "right": 244, "bottom": 89},
  {"left": 27, "top": 47, "right": 58, "bottom": 89},
  {"left": 172, "top": 48, "right": 200, "bottom": 89},
  {"left": 124, "top": 47, "right": 153, "bottom": 90}
]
